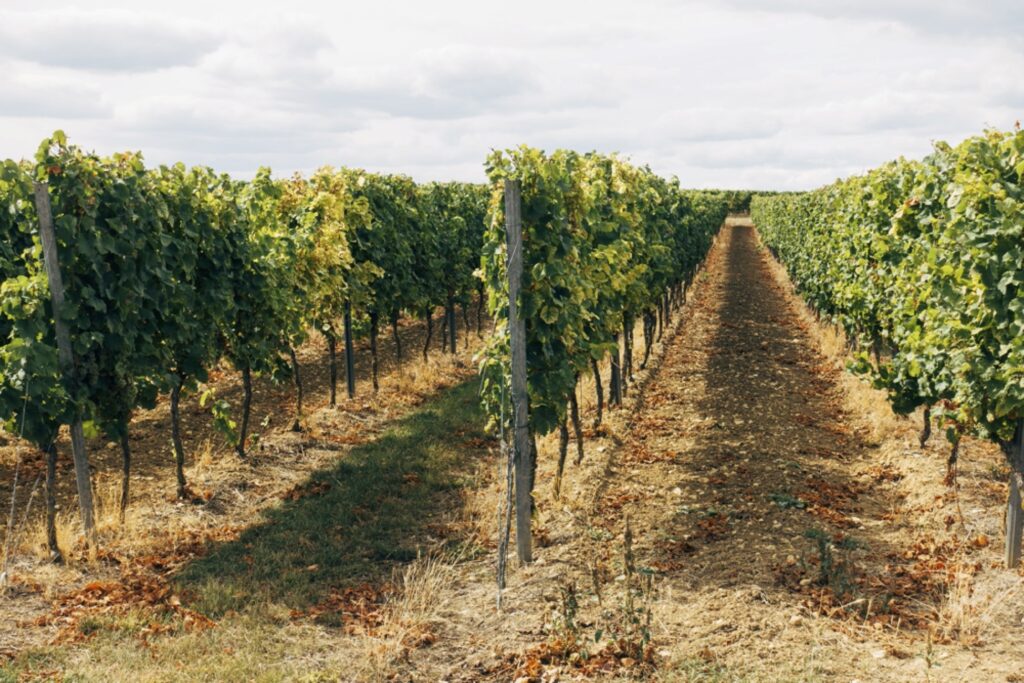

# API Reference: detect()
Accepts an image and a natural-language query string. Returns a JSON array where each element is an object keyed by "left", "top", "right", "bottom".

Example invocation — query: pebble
[{"left": 789, "top": 615, "right": 803, "bottom": 625}]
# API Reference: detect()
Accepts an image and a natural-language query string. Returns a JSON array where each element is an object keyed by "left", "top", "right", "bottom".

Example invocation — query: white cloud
[
  {"left": 0, "top": 9, "right": 219, "bottom": 72},
  {"left": 0, "top": 0, "right": 1020, "bottom": 189},
  {"left": 0, "top": 70, "right": 111, "bottom": 119},
  {"left": 706, "top": 0, "right": 1024, "bottom": 42}
]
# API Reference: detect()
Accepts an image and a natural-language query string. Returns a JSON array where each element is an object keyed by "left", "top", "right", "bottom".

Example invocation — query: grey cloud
[
  {"left": 200, "top": 33, "right": 543, "bottom": 120},
  {"left": 86, "top": 97, "right": 356, "bottom": 176},
  {"left": 668, "top": 131, "right": 922, "bottom": 174},
  {"left": 308, "top": 85, "right": 501, "bottom": 121},
  {"left": 983, "top": 75, "right": 1024, "bottom": 110},
  {"left": 424, "top": 55, "right": 534, "bottom": 103},
  {"left": 795, "top": 93, "right": 983, "bottom": 137},
  {"left": 207, "top": 28, "right": 621, "bottom": 124},
  {"left": 0, "top": 81, "right": 111, "bottom": 119},
  {"left": 702, "top": 0, "right": 1024, "bottom": 42},
  {"left": 526, "top": 24, "right": 655, "bottom": 50},
  {"left": 655, "top": 109, "right": 783, "bottom": 143},
  {"left": 0, "top": 10, "right": 220, "bottom": 72},
  {"left": 264, "top": 49, "right": 551, "bottom": 121},
  {"left": 119, "top": 99, "right": 359, "bottom": 151},
  {"left": 197, "top": 22, "right": 334, "bottom": 81},
  {"left": 258, "top": 23, "right": 333, "bottom": 57}
]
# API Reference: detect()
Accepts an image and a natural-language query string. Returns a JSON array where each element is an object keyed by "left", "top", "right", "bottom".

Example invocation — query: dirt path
[
  {"left": 622, "top": 223, "right": 881, "bottom": 589},
  {"left": 606, "top": 223, "right": 886, "bottom": 678},
  {"left": 425, "top": 224, "right": 1021, "bottom": 682},
  {"left": 586, "top": 225, "right": 1021, "bottom": 682}
]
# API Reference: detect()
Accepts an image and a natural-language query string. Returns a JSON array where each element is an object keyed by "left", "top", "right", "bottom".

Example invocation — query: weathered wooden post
[
  {"left": 505, "top": 179, "right": 532, "bottom": 565},
  {"left": 33, "top": 182, "right": 95, "bottom": 538},
  {"left": 609, "top": 335, "right": 622, "bottom": 406},
  {"left": 343, "top": 300, "right": 356, "bottom": 399},
  {"left": 1005, "top": 419, "right": 1024, "bottom": 568},
  {"left": 447, "top": 295, "right": 457, "bottom": 353}
]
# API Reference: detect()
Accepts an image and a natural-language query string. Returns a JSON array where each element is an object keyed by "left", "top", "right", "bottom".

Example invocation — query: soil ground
[{"left": 2, "top": 223, "right": 1022, "bottom": 682}]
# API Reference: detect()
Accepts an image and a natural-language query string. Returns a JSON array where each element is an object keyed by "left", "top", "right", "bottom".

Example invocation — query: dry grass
[
  {"left": 18, "top": 474, "right": 150, "bottom": 568},
  {"left": 8, "top": 227, "right": 1024, "bottom": 681},
  {"left": 459, "top": 460, "right": 503, "bottom": 551},
  {"left": 24, "top": 509, "right": 75, "bottom": 564},
  {"left": 189, "top": 438, "right": 218, "bottom": 477},
  {"left": 455, "top": 225, "right": 1024, "bottom": 682},
  {"left": 1, "top": 442, "right": 49, "bottom": 583},
  {"left": 355, "top": 552, "right": 460, "bottom": 682},
  {"left": 938, "top": 558, "right": 1024, "bottom": 645},
  {"left": 7, "top": 612, "right": 356, "bottom": 682},
  {"left": 1, "top": 369, "right": 491, "bottom": 681},
  {"left": 386, "top": 352, "right": 471, "bottom": 399}
]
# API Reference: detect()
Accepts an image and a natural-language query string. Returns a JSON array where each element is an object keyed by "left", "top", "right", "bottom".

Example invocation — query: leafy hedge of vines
[
  {"left": 751, "top": 128, "right": 1024, "bottom": 452},
  {"left": 479, "top": 146, "right": 730, "bottom": 436},
  {"left": 0, "top": 132, "right": 486, "bottom": 476}
]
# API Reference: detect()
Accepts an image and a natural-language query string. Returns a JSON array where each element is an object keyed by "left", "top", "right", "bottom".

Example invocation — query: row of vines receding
[
  {"left": 0, "top": 132, "right": 489, "bottom": 558},
  {"left": 479, "top": 146, "right": 731, "bottom": 509},
  {"left": 750, "top": 127, "right": 1024, "bottom": 567}
]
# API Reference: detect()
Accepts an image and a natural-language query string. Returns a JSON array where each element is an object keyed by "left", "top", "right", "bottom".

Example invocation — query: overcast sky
[{"left": 1, "top": 1, "right": 1021, "bottom": 190}]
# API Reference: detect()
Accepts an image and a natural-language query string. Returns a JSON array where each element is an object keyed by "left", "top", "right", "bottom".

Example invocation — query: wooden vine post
[
  {"left": 1006, "top": 418, "right": 1024, "bottom": 568},
  {"left": 33, "top": 182, "right": 96, "bottom": 538},
  {"left": 505, "top": 179, "right": 532, "bottom": 564},
  {"left": 343, "top": 300, "right": 356, "bottom": 399},
  {"left": 447, "top": 296, "right": 457, "bottom": 353}
]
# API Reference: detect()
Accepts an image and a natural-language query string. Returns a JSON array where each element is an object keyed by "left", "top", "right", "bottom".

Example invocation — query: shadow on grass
[{"left": 175, "top": 379, "right": 491, "bottom": 617}]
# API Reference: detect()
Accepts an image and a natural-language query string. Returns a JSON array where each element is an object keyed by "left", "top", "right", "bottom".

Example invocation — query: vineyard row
[
  {"left": 751, "top": 127, "right": 1024, "bottom": 567},
  {"left": 1, "top": 133, "right": 739, "bottom": 562}
]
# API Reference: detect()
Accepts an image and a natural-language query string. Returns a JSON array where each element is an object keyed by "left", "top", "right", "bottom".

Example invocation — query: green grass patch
[{"left": 176, "top": 379, "right": 488, "bottom": 616}]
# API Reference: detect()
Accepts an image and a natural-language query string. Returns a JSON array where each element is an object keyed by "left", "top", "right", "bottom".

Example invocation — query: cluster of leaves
[
  {"left": 0, "top": 156, "right": 69, "bottom": 449},
  {"left": 751, "top": 127, "right": 1024, "bottom": 450},
  {"left": 479, "top": 146, "right": 729, "bottom": 436},
  {"left": 3, "top": 134, "right": 212, "bottom": 455},
  {"left": 344, "top": 171, "right": 488, "bottom": 333},
  {"left": 416, "top": 181, "right": 489, "bottom": 313}
]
